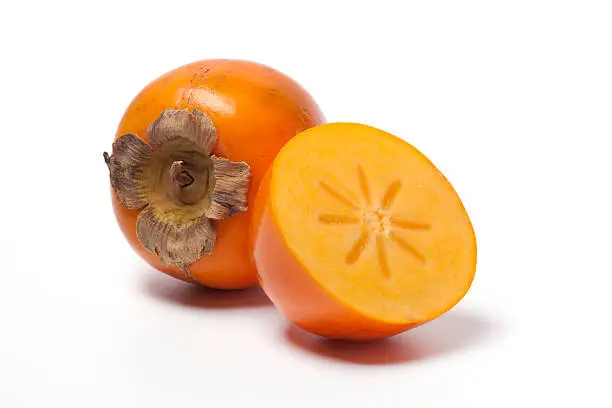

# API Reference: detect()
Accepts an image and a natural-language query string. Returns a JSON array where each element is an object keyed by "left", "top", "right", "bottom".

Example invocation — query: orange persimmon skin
[
  {"left": 251, "top": 123, "right": 476, "bottom": 340},
  {"left": 111, "top": 59, "right": 325, "bottom": 289}
]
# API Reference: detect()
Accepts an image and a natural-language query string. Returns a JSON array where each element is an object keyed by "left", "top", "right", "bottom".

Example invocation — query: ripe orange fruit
[
  {"left": 251, "top": 123, "right": 477, "bottom": 340},
  {"left": 105, "top": 59, "right": 324, "bottom": 289}
]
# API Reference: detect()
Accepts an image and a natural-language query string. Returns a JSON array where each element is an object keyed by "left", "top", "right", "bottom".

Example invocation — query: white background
[{"left": 1, "top": 1, "right": 611, "bottom": 407}]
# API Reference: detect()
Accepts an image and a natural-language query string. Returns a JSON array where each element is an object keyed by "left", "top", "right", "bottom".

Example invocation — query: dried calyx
[{"left": 104, "top": 109, "right": 251, "bottom": 270}]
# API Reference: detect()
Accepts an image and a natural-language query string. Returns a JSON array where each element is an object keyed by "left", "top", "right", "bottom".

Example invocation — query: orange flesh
[{"left": 252, "top": 123, "right": 476, "bottom": 339}]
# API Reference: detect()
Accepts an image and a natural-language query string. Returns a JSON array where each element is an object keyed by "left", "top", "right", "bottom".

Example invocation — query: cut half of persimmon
[{"left": 251, "top": 123, "right": 477, "bottom": 340}]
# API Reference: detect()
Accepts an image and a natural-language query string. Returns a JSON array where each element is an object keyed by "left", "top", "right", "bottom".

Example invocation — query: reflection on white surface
[{"left": 284, "top": 311, "right": 499, "bottom": 365}]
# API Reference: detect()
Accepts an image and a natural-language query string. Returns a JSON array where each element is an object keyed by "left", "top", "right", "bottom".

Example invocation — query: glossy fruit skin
[
  {"left": 251, "top": 170, "right": 423, "bottom": 340},
  {"left": 111, "top": 59, "right": 325, "bottom": 289}
]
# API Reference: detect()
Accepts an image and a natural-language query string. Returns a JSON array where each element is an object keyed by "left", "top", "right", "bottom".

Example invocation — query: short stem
[
  {"left": 170, "top": 161, "right": 195, "bottom": 188},
  {"left": 167, "top": 159, "right": 211, "bottom": 206}
]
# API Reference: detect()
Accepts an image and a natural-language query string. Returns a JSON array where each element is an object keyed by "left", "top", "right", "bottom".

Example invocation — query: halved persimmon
[{"left": 251, "top": 123, "right": 477, "bottom": 340}]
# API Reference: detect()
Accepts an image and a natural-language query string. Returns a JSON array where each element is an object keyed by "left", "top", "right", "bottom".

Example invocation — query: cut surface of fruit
[{"left": 251, "top": 123, "right": 476, "bottom": 339}]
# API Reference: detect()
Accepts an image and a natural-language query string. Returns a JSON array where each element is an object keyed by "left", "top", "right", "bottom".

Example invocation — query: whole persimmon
[{"left": 104, "top": 59, "right": 325, "bottom": 289}]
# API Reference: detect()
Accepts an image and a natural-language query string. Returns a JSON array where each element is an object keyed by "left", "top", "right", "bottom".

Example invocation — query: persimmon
[
  {"left": 104, "top": 59, "right": 324, "bottom": 289},
  {"left": 251, "top": 123, "right": 477, "bottom": 340}
]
